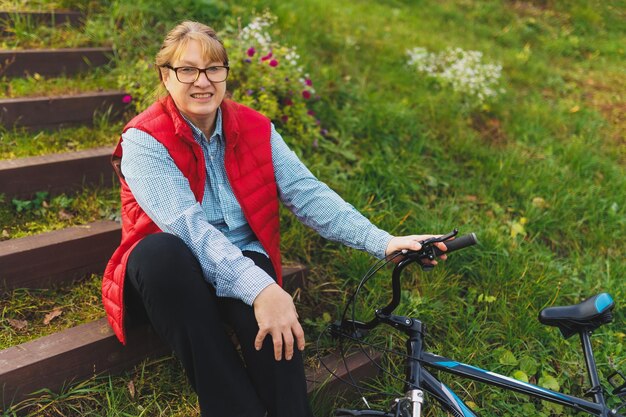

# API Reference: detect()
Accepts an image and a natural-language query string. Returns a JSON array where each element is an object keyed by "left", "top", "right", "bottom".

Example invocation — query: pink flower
[
  {"left": 302, "top": 90, "right": 311, "bottom": 99},
  {"left": 247, "top": 47, "right": 256, "bottom": 57},
  {"left": 261, "top": 51, "right": 273, "bottom": 61},
  {"left": 305, "top": 78, "right": 313, "bottom": 86},
  {"left": 281, "top": 115, "right": 289, "bottom": 123},
  {"left": 284, "top": 98, "right": 293, "bottom": 106},
  {"left": 269, "top": 59, "right": 278, "bottom": 67},
  {"left": 307, "top": 109, "right": 315, "bottom": 116},
  {"left": 122, "top": 94, "right": 132, "bottom": 104}
]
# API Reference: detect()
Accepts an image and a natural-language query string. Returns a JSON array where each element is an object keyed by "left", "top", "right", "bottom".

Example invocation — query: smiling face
[{"left": 162, "top": 39, "right": 227, "bottom": 135}]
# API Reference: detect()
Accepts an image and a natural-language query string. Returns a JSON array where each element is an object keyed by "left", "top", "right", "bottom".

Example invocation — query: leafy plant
[
  {"left": 222, "top": 12, "right": 323, "bottom": 155},
  {"left": 115, "top": 58, "right": 159, "bottom": 113},
  {"left": 12, "top": 191, "right": 49, "bottom": 214}
]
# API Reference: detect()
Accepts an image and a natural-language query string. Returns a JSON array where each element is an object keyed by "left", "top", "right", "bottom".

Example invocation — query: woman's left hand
[{"left": 385, "top": 235, "right": 448, "bottom": 264}]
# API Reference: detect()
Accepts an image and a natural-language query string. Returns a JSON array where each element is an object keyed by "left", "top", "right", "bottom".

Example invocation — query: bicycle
[{"left": 323, "top": 230, "right": 625, "bottom": 417}]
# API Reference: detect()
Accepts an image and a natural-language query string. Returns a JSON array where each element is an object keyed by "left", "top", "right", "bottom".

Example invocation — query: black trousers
[{"left": 125, "top": 232, "right": 314, "bottom": 417}]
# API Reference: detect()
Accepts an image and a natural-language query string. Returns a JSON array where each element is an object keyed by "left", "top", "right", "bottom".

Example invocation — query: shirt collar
[{"left": 183, "top": 108, "right": 223, "bottom": 143}]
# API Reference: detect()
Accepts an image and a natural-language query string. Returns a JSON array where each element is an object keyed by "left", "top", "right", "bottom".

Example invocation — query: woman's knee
[
  {"left": 127, "top": 233, "right": 203, "bottom": 294},
  {"left": 132, "top": 232, "right": 192, "bottom": 263},
  {"left": 130, "top": 233, "right": 200, "bottom": 272}
]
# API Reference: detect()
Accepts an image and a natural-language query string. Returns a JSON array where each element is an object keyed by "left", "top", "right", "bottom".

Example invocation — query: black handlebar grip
[{"left": 433, "top": 233, "right": 478, "bottom": 256}]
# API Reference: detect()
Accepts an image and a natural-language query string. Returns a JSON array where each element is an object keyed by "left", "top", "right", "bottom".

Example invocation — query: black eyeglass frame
[{"left": 162, "top": 64, "right": 230, "bottom": 84}]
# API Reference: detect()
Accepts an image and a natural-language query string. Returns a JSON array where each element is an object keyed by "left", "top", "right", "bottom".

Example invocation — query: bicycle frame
[
  {"left": 408, "top": 322, "right": 617, "bottom": 416},
  {"left": 422, "top": 354, "right": 609, "bottom": 416},
  {"left": 361, "top": 303, "right": 619, "bottom": 417}
]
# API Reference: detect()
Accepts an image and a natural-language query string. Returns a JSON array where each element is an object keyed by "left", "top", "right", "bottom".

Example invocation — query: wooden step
[
  {"left": 0, "top": 319, "right": 378, "bottom": 411},
  {"left": 0, "top": 265, "right": 322, "bottom": 407},
  {"left": 0, "top": 47, "right": 112, "bottom": 77},
  {"left": 0, "top": 218, "right": 308, "bottom": 293},
  {"left": 0, "top": 11, "right": 83, "bottom": 32},
  {"left": 0, "top": 318, "right": 169, "bottom": 408},
  {"left": 0, "top": 220, "right": 121, "bottom": 290},
  {"left": 0, "top": 91, "right": 129, "bottom": 129},
  {"left": 306, "top": 348, "right": 381, "bottom": 397},
  {"left": 0, "top": 146, "right": 115, "bottom": 199}
]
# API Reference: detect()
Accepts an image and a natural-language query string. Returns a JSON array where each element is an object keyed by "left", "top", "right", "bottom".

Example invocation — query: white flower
[
  {"left": 240, "top": 13, "right": 276, "bottom": 50},
  {"left": 407, "top": 46, "right": 503, "bottom": 105}
]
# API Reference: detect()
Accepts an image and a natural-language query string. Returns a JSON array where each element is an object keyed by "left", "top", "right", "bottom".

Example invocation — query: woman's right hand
[
  {"left": 385, "top": 235, "right": 447, "bottom": 255},
  {"left": 385, "top": 235, "right": 448, "bottom": 263},
  {"left": 252, "top": 283, "right": 305, "bottom": 361}
]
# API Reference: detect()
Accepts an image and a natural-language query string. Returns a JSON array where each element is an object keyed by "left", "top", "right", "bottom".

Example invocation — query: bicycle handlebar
[
  {"left": 406, "top": 230, "right": 478, "bottom": 265},
  {"left": 335, "top": 230, "right": 478, "bottom": 334},
  {"left": 381, "top": 231, "right": 478, "bottom": 315},
  {"left": 433, "top": 232, "right": 478, "bottom": 255}
]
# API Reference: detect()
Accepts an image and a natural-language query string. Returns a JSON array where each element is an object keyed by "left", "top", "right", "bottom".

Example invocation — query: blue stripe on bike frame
[
  {"left": 442, "top": 384, "right": 476, "bottom": 416},
  {"left": 434, "top": 361, "right": 570, "bottom": 401},
  {"left": 595, "top": 293, "right": 613, "bottom": 313}
]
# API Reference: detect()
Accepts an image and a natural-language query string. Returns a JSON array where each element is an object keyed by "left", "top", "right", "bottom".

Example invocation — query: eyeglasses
[{"left": 163, "top": 64, "right": 229, "bottom": 84}]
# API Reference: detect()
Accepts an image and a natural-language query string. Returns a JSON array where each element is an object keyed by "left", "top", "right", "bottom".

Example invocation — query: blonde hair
[{"left": 155, "top": 21, "right": 229, "bottom": 96}]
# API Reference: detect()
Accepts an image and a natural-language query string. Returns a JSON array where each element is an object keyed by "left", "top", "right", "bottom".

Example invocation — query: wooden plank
[
  {"left": 0, "top": 216, "right": 311, "bottom": 292},
  {"left": 0, "top": 324, "right": 377, "bottom": 410},
  {"left": 306, "top": 349, "right": 381, "bottom": 397},
  {"left": 0, "top": 221, "right": 121, "bottom": 290},
  {"left": 0, "top": 146, "right": 115, "bottom": 199},
  {"left": 0, "top": 47, "right": 112, "bottom": 77},
  {"left": 0, "top": 91, "right": 129, "bottom": 129},
  {"left": 0, "top": 265, "right": 313, "bottom": 407},
  {"left": 0, "top": 318, "right": 169, "bottom": 409},
  {"left": 0, "top": 11, "right": 83, "bottom": 31}
]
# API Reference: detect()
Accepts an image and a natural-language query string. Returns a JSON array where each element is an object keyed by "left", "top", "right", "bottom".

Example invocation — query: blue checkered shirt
[{"left": 120, "top": 108, "right": 393, "bottom": 305}]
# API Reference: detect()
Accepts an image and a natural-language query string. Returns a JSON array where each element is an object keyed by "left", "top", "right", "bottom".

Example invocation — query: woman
[{"left": 103, "top": 21, "right": 446, "bottom": 417}]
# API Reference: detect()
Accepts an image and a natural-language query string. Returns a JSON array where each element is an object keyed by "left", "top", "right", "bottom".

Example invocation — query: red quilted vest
[{"left": 102, "top": 96, "right": 282, "bottom": 345}]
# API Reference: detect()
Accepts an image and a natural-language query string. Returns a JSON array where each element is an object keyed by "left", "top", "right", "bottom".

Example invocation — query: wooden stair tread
[
  {"left": 0, "top": 146, "right": 115, "bottom": 199},
  {"left": 0, "top": 47, "right": 113, "bottom": 77},
  {"left": 0, "top": 220, "right": 120, "bottom": 290},
  {"left": 0, "top": 90, "right": 130, "bottom": 128}
]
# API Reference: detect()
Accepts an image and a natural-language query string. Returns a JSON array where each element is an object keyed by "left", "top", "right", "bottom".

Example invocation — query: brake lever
[
  {"left": 419, "top": 228, "right": 458, "bottom": 246},
  {"left": 411, "top": 229, "right": 458, "bottom": 271}
]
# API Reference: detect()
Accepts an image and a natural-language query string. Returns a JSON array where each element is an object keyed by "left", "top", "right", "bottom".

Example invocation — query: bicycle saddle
[{"left": 538, "top": 293, "right": 615, "bottom": 339}]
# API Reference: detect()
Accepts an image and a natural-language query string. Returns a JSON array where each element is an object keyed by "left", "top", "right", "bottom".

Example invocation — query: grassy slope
[
  {"left": 231, "top": 0, "right": 625, "bottom": 415},
  {"left": 2, "top": 0, "right": 624, "bottom": 416}
]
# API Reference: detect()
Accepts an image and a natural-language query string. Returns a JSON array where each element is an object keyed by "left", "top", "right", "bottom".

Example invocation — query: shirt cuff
[
  {"left": 365, "top": 227, "right": 394, "bottom": 259},
  {"left": 227, "top": 265, "right": 277, "bottom": 306}
]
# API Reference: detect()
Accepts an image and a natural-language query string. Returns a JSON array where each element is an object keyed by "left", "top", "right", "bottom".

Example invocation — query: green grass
[
  {"left": 0, "top": 0, "right": 85, "bottom": 11},
  {"left": 0, "top": 185, "right": 120, "bottom": 240},
  {"left": 3, "top": 356, "right": 201, "bottom": 417},
  {"left": 0, "top": 68, "right": 119, "bottom": 99},
  {"left": 1, "top": 0, "right": 625, "bottom": 416},
  {"left": 0, "top": 121, "right": 121, "bottom": 160},
  {"left": 227, "top": 1, "right": 626, "bottom": 415},
  {"left": 0, "top": 274, "right": 104, "bottom": 349},
  {"left": 0, "top": 1, "right": 115, "bottom": 49},
  {"left": 0, "top": 18, "right": 109, "bottom": 49}
]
